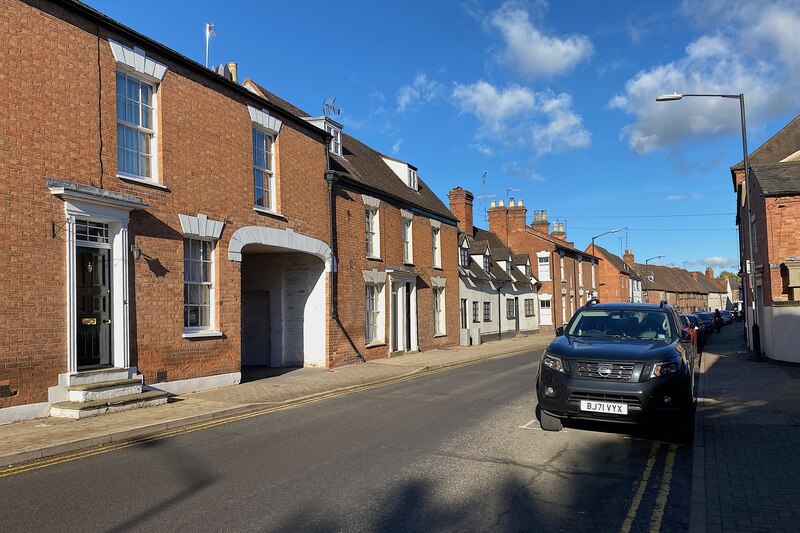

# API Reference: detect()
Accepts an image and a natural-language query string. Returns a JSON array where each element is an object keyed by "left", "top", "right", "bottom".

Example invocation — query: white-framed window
[
  {"left": 560, "top": 254, "right": 565, "bottom": 281},
  {"left": 591, "top": 262, "right": 596, "bottom": 288},
  {"left": 483, "top": 301, "right": 491, "bottom": 322},
  {"left": 483, "top": 255, "right": 490, "bottom": 274},
  {"left": 365, "top": 283, "right": 385, "bottom": 344},
  {"left": 537, "top": 252, "right": 550, "bottom": 282},
  {"left": 562, "top": 295, "right": 567, "bottom": 322},
  {"left": 472, "top": 301, "right": 480, "bottom": 323},
  {"left": 403, "top": 216, "right": 413, "bottom": 263},
  {"left": 326, "top": 123, "right": 342, "bottom": 156},
  {"left": 116, "top": 71, "right": 156, "bottom": 180},
  {"left": 408, "top": 168, "right": 418, "bottom": 190},
  {"left": 506, "top": 299, "right": 516, "bottom": 319},
  {"left": 525, "top": 298, "right": 535, "bottom": 317},
  {"left": 184, "top": 238, "right": 214, "bottom": 331},
  {"left": 365, "top": 207, "right": 380, "bottom": 258},
  {"left": 578, "top": 259, "right": 583, "bottom": 287},
  {"left": 433, "top": 287, "right": 445, "bottom": 335},
  {"left": 432, "top": 226, "right": 441, "bottom": 268},
  {"left": 459, "top": 246, "right": 469, "bottom": 267},
  {"left": 253, "top": 128, "right": 276, "bottom": 211}
]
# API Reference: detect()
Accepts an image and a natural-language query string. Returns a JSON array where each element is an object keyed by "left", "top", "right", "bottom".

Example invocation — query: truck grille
[
  {"left": 577, "top": 361, "right": 634, "bottom": 380},
  {"left": 570, "top": 392, "right": 642, "bottom": 408}
]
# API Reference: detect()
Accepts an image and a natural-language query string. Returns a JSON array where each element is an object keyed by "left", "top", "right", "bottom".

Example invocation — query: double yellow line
[{"left": 619, "top": 441, "right": 679, "bottom": 533}]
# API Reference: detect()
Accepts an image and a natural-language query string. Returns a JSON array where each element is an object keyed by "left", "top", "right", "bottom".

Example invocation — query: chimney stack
[
  {"left": 530, "top": 208, "right": 550, "bottom": 234},
  {"left": 448, "top": 187, "right": 474, "bottom": 236},
  {"left": 705, "top": 266, "right": 714, "bottom": 279},
  {"left": 227, "top": 62, "right": 238, "bottom": 83},
  {"left": 552, "top": 222, "right": 566, "bottom": 240},
  {"left": 623, "top": 250, "right": 635, "bottom": 268}
]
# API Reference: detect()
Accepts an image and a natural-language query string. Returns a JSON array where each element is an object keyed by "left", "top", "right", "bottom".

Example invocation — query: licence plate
[{"left": 580, "top": 400, "right": 628, "bottom": 415}]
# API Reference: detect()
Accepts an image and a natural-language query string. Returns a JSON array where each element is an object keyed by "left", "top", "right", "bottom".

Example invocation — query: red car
[{"left": 678, "top": 313, "right": 699, "bottom": 365}]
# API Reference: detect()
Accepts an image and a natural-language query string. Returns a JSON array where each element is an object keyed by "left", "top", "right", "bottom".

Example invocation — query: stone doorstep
[
  {"left": 67, "top": 379, "right": 143, "bottom": 392},
  {"left": 50, "top": 390, "right": 170, "bottom": 419},
  {"left": 67, "top": 367, "right": 133, "bottom": 386}
]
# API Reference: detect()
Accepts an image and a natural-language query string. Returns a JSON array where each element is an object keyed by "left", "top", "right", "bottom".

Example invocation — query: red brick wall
[
  {"left": 0, "top": 0, "right": 331, "bottom": 406},
  {"left": 329, "top": 185, "right": 458, "bottom": 366}
]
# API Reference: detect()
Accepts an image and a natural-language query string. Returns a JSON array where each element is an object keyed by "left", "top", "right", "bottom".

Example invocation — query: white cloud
[
  {"left": 504, "top": 161, "right": 544, "bottom": 181},
  {"left": 701, "top": 256, "right": 737, "bottom": 268},
  {"left": 489, "top": 2, "right": 593, "bottom": 78},
  {"left": 611, "top": 0, "right": 800, "bottom": 154},
  {"left": 452, "top": 82, "right": 590, "bottom": 156},
  {"left": 691, "top": 192, "right": 704, "bottom": 200},
  {"left": 452, "top": 81, "right": 536, "bottom": 133},
  {"left": 666, "top": 195, "right": 683, "bottom": 201},
  {"left": 396, "top": 73, "right": 445, "bottom": 112},
  {"left": 471, "top": 143, "right": 494, "bottom": 157},
  {"left": 391, "top": 139, "right": 403, "bottom": 155}
]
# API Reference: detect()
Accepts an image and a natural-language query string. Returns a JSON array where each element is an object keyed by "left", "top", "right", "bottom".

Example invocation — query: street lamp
[
  {"left": 645, "top": 255, "right": 665, "bottom": 265},
  {"left": 656, "top": 91, "right": 758, "bottom": 356},
  {"left": 590, "top": 228, "right": 620, "bottom": 254}
]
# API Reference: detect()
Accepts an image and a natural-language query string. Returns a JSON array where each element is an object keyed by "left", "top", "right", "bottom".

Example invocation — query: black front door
[{"left": 76, "top": 246, "right": 112, "bottom": 369}]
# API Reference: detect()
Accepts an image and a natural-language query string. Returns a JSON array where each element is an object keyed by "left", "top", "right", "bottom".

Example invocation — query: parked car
[
  {"left": 678, "top": 313, "right": 699, "bottom": 361},
  {"left": 694, "top": 312, "right": 715, "bottom": 335},
  {"left": 721, "top": 310, "right": 733, "bottom": 324},
  {"left": 536, "top": 299, "right": 696, "bottom": 441},
  {"left": 683, "top": 313, "right": 705, "bottom": 354}
]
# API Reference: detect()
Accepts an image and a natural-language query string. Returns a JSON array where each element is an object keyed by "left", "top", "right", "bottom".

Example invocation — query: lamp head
[{"left": 656, "top": 93, "right": 683, "bottom": 102}]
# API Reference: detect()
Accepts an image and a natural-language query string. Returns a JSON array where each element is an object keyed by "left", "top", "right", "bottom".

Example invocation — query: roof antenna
[
  {"left": 204, "top": 23, "right": 216, "bottom": 68},
  {"left": 323, "top": 97, "right": 341, "bottom": 118},
  {"left": 475, "top": 171, "right": 495, "bottom": 222}
]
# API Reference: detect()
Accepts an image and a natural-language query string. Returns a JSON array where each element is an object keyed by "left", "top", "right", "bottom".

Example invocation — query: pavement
[
  {"left": 2, "top": 324, "right": 799, "bottom": 533},
  {"left": 690, "top": 323, "right": 800, "bottom": 533}
]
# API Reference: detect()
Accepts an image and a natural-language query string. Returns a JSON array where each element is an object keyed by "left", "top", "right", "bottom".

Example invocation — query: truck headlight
[
  {"left": 542, "top": 353, "right": 566, "bottom": 374},
  {"left": 649, "top": 359, "right": 680, "bottom": 379}
]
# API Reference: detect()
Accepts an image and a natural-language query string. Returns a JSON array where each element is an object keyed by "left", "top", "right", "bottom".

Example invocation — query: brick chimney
[
  {"left": 691, "top": 272, "right": 700, "bottom": 281},
  {"left": 705, "top": 266, "right": 714, "bottom": 279},
  {"left": 623, "top": 250, "right": 635, "bottom": 268},
  {"left": 530, "top": 208, "right": 550, "bottom": 234},
  {"left": 448, "top": 187, "right": 474, "bottom": 236},
  {"left": 507, "top": 198, "right": 527, "bottom": 236},
  {"left": 551, "top": 222, "right": 566, "bottom": 240},
  {"left": 488, "top": 200, "right": 508, "bottom": 245}
]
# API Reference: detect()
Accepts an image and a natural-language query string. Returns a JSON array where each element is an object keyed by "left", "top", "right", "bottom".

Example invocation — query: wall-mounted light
[{"left": 130, "top": 243, "right": 142, "bottom": 261}]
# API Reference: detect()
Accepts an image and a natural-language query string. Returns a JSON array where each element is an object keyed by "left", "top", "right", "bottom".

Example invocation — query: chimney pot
[
  {"left": 509, "top": 199, "right": 515, "bottom": 207},
  {"left": 227, "top": 62, "right": 238, "bottom": 83},
  {"left": 542, "top": 210, "right": 547, "bottom": 221},
  {"left": 490, "top": 200, "right": 496, "bottom": 208},
  {"left": 499, "top": 199, "right": 505, "bottom": 207},
  {"left": 518, "top": 199, "right": 524, "bottom": 206},
  {"left": 533, "top": 210, "right": 540, "bottom": 221}
]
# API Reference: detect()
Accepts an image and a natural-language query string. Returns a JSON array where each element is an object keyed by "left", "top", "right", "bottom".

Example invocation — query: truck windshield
[{"left": 567, "top": 310, "right": 673, "bottom": 340}]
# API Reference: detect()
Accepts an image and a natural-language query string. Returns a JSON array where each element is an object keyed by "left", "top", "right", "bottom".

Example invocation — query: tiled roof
[
  {"left": 751, "top": 162, "right": 800, "bottom": 196},
  {"left": 594, "top": 245, "right": 640, "bottom": 280},
  {"left": 732, "top": 113, "right": 800, "bottom": 170},
  {"left": 245, "top": 80, "right": 456, "bottom": 223},
  {"left": 459, "top": 226, "right": 534, "bottom": 286},
  {"left": 525, "top": 227, "right": 595, "bottom": 257},
  {"left": 636, "top": 264, "right": 709, "bottom": 294}
]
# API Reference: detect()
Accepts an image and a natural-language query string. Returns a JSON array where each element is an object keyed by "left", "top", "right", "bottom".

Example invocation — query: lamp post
[
  {"left": 645, "top": 255, "right": 665, "bottom": 265},
  {"left": 656, "top": 91, "right": 758, "bottom": 356},
  {"left": 642, "top": 255, "right": 665, "bottom": 303},
  {"left": 590, "top": 228, "right": 620, "bottom": 255}
]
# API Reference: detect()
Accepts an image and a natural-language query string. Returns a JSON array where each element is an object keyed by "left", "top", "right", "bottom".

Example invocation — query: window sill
[
  {"left": 432, "top": 266, "right": 443, "bottom": 271},
  {"left": 365, "top": 341, "right": 386, "bottom": 348},
  {"left": 183, "top": 330, "right": 223, "bottom": 339},
  {"left": 433, "top": 333, "right": 447, "bottom": 338},
  {"left": 117, "top": 174, "right": 170, "bottom": 191},
  {"left": 366, "top": 255, "right": 383, "bottom": 261},
  {"left": 253, "top": 206, "right": 288, "bottom": 221},
  {"left": 403, "top": 260, "right": 414, "bottom": 266}
]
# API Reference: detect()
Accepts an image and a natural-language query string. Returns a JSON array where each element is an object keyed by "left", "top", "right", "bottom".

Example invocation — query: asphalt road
[{"left": 0, "top": 349, "right": 692, "bottom": 532}]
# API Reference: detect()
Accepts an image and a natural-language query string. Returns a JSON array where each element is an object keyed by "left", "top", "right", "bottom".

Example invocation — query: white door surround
[
  {"left": 48, "top": 179, "right": 148, "bottom": 373},
  {"left": 387, "top": 267, "right": 418, "bottom": 353}
]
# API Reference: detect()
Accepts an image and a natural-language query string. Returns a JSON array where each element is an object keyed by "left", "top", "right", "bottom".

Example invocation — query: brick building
[
  {"left": 0, "top": 0, "right": 458, "bottom": 423},
  {"left": 487, "top": 201, "right": 598, "bottom": 330},
  {"left": 448, "top": 188, "right": 539, "bottom": 345},
  {"left": 731, "top": 113, "right": 800, "bottom": 361},
  {"left": 586, "top": 246, "right": 642, "bottom": 303}
]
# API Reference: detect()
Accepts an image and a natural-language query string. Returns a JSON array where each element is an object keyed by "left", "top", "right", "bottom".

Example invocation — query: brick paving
[{"left": 691, "top": 323, "right": 800, "bottom": 533}]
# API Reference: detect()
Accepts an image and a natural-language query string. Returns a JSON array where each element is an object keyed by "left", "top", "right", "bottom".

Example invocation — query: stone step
[
  {"left": 50, "top": 390, "right": 170, "bottom": 420},
  {"left": 66, "top": 368, "right": 134, "bottom": 387},
  {"left": 67, "top": 379, "right": 143, "bottom": 403}
]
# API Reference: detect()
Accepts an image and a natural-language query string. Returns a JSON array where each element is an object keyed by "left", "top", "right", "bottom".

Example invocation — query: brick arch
[{"left": 228, "top": 227, "right": 333, "bottom": 270}]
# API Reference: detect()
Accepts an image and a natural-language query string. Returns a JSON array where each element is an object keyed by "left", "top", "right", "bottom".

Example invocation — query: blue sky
[{"left": 84, "top": 0, "right": 800, "bottom": 274}]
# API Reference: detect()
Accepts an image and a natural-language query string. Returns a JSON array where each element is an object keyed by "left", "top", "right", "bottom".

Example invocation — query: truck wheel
[{"left": 539, "top": 408, "right": 563, "bottom": 432}]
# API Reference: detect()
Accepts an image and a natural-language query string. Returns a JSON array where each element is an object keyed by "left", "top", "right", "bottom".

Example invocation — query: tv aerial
[{"left": 323, "top": 97, "right": 341, "bottom": 118}]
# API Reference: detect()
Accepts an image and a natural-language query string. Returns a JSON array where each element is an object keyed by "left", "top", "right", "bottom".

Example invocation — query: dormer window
[
  {"left": 459, "top": 246, "right": 468, "bottom": 267},
  {"left": 483, "top": 255, "right": 490, "bottom": 274},
  {"left": 408, "top": 167, "right": 418, "bottom": 190},
  {"left": 326, "top": 123, "right": 342, "bottom": 156}
]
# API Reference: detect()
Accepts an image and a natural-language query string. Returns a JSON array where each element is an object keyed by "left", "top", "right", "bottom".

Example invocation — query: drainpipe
[
  {"left": 324, "top": 135, "right": 338, "bottom": 319},
  {"left": 497, "top": 284, "right": 503, "bottom": 341}
]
